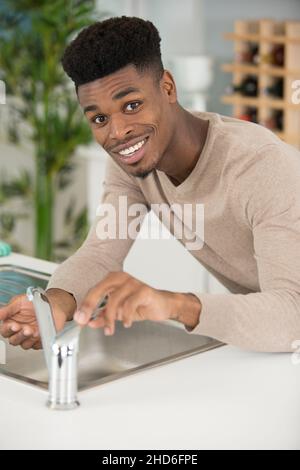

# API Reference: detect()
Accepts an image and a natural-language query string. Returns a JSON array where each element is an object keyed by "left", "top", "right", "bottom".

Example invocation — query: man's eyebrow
[
  {"left": 112, "top": 86, "right": 141, "bottom": 100},
  {"left": 83, "top": 87, "right": 141, "bottom": 114},
  {"left": 83, "top": 104, "right": 99, "bottom": 114}
]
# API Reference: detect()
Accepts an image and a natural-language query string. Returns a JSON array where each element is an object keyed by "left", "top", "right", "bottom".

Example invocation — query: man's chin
[
  {"left": 130, "top": 162, "right": 156, "bottom": 179},
  {"left": 135, "top": 168, "right": 155, "bottom": 179}
]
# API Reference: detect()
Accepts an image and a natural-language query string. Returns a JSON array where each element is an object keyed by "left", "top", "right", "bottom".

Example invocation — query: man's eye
[
  {"left": 125, "top": 101, "right": 141, "bottom": 111},
  {"left": 90, "top": 102, "right": 141, "bottom": 125},
  {"left": 91, "top": 115, "right": 106, "bottom": 125}
]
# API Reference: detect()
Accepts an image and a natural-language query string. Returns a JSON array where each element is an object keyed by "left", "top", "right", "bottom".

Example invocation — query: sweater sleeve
[
  {"left": 185, "top": 144, "right": 300, "bottom": 352},
  {"left": 47, "top": 157, "right": 149, "bottom": 307}
]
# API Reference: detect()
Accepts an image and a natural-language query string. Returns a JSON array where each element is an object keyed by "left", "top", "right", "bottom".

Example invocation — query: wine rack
[{"left": 221, "top": 19, "right": 300, "bottom": 149}]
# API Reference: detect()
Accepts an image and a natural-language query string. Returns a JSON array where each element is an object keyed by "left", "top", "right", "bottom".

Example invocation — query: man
[{"left": 1, "top": 16, "right": 300, "bottom": 352}]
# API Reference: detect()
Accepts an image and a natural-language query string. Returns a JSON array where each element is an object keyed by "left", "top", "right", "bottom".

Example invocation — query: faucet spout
[
  {"left": 26, "top": 287, "right": 57, "bottom": 371},
  {"left": 48, "top": 335, "right": 80, "bottom": 410},
  {"left": 26, "top": 286, "right": 81, "bottom": 410},
  {"left": 26, "top": 286, "right": 108, "bottom": 410}
]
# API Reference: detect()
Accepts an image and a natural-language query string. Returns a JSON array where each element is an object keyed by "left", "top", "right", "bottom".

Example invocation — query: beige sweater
[{"left": 47, "top": 112, "right": 300, "bottom": 352}]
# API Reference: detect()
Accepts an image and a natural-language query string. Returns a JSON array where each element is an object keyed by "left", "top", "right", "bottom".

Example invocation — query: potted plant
[{"left": 0, "top": 0, "right": 108, "bottom": 260}]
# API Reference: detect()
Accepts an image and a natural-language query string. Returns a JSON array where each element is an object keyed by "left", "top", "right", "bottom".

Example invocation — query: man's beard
[
  {"left": 132, "top": 161, "right": 157, "bottom": 179},
  {"left": 135, "top": 168, "right": 155, "bottom": 179}
]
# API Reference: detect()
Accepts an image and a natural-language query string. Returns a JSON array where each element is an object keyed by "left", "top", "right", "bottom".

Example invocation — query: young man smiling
[{"left": 1, "top": 16, "right": 300, "bottom": 352}]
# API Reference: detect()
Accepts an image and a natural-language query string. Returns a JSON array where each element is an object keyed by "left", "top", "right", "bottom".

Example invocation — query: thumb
[
  {"left": 0, "top": 304, "right": 16, "bottom": 321},
  {"left": 0, "top": 296, "right": 21, "bottom": 321}
]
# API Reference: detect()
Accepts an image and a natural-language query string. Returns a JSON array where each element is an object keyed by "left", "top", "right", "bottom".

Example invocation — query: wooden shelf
[
  {"left": 221, "top": 63, "right": 300, "bottom": 78},
  {"left": 273, "top": 131, "right": 299, "bottom": 144},
  {"left": 221, "top": 94, "right": 298, "bottom": 110},
  {"left": 224, "top": 32, "right": 300, "bottom": 44},
  {"left": 221, "top": 19, "right": 300, "bottom": 149}
]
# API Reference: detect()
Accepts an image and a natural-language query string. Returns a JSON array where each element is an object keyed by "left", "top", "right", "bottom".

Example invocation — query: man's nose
[{"left": 108, "top": 113, "right": 134, "bottom": 141}]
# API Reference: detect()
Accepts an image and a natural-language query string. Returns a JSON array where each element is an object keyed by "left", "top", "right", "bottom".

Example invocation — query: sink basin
[
  {"left": 0, "top": 264, "right": 224, "bottom": 390},
  {"left": 0, "top": 264, "right": 49, "bottom": 306}
]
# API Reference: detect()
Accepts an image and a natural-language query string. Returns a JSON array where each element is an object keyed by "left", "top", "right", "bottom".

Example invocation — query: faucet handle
[
  {"left": 90, "top": 294, "right": 109, "bottom": 321},
  {"left": 26, "top": 288, "right": 109, "bottom": 411}
]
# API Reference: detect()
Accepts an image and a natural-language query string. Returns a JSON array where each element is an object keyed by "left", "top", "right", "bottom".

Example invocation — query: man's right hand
[{"left": 0, "top": 288, "right": 77, "bottom": 350}]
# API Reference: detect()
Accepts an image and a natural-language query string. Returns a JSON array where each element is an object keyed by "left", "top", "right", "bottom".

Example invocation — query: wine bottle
[
  {"left": 238, "top": 107, "right": 258, "bottom": 123},
  {"left": 264, "top": 110, "right": 284, "bottom": 131},
  {"left": 260, "top": 44, "right": 285, "bottom": 67},
  {"left": 226, "top": 75, "right": 258, "bottom": 97},
  {"left": 264, "top": 78, "right": 284, "bottom": 98},
  {"left": 272, "top": 44, "right": 284, "bottom": 67},
  {"left": 236, "top": 43, "right": 259, "bottom": 65}
]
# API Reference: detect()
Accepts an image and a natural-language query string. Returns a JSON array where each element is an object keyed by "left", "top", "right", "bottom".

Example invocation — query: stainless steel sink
[
  {"left": 0, "top": 264, "right": 49, "bottom": 306},
  {"left": 0, "top": 264, "right": 224, "bottom": 391}
]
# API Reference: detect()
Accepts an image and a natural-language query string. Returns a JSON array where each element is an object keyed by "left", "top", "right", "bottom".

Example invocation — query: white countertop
[{"left": 0, "top": 253, "right": 300, "bottom": 450}]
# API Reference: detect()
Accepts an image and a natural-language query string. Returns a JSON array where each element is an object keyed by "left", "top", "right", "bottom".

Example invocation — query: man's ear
[{"left": 161, "top": 70, "right": 177, "bottom": 103}]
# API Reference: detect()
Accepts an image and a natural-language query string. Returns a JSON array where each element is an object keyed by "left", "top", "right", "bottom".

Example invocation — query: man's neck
[{"left": 157, "top": 107, "right": 209, "bottom": 186}]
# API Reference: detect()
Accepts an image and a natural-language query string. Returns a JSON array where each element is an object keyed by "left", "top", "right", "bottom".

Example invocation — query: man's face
[{"left": 78, "top": 64, "right": 177, "bottom": 178}]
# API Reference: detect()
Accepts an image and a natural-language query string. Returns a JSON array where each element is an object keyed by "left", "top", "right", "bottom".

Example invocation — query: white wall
[
  {"left": 101, "top": 0, "right": 205, "bottom": 56},
  {"left": 101, "top": 0, "right": 300, "bottom": 113}
]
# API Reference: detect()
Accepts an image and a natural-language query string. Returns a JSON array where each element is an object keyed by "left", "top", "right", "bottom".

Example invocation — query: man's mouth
[{"left": 117, "top": 136, "right": 149, "bottom": 165}]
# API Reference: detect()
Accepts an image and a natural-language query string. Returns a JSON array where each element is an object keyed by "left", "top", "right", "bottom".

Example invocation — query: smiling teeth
[{"left": 119, "top": 139, "right": 145, "bottom": 156}]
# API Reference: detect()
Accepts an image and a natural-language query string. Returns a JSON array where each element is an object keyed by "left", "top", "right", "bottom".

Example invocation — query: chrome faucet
[{"left": 26, "top": 286, "right": 108, "bottom": 410}]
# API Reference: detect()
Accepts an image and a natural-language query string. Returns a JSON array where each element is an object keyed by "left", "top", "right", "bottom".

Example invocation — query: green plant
[
  {"left": 0, "top": 0, "right": 107, "bottom": 260},
  {"left": 54, "top": 197, "right": 89, "bottom": 262},
  {"left": 0, "top": 170, "right": 32, "bottom": 252}
]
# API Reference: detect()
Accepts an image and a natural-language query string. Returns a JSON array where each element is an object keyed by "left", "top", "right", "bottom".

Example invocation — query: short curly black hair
[{"left": 61, "top": 16, "right": 164, "bottom": 89}]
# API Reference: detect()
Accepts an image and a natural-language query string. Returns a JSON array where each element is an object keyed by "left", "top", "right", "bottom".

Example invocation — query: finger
[
  {"left": 8, "top": 329, "right": 33, "bottom": 346},
  {"left": 22, "top": 325, "right": 36, "bottom": 337},
  {"left": 33, "top": 329, "right": 41, "bottom": 338},
  {"left": 32, "top": 340, "right": 42, "bottom": 350},
  {"left": 121, "top": 292, "right": 148, "bottom": 328},
  {"left": 88, "top": 317, "right": 106, "bottom": 330},
  {"left": 75, "top": 272, "right": 128, "bottom": 325},
  {"left": 20, "top": 338, "right": 37, "bottom": 350},
  {"left": 101, "top": 289, "right": 136, "bottom": 335},
  {"left": 0, "top": 306, "right": 10, "bottom": 321},
  {"left": 88, "top": 310, "right": 106, "bottom": 329},
  {"left": 121, "top": 295, "right": 136, "bottom": 328},
  {"left": 0, "top": 321, "right": 22, "bottom": 338}
]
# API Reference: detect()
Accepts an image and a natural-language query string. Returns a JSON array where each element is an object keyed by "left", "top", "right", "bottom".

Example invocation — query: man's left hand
[{"left": 73, "top": 272, "right": 201, "bottom": 335}]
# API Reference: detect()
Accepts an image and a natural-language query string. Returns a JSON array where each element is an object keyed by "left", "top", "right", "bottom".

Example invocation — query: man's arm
[
  {"left": 46, "top": 288, "right": 77, "bottom": 320},
  {"left": 182, "top": 144, "right": 300, "bottom": 352},
  {"left": 174, "top": 293, "right": 202, "bottom": 330},
  {"left": 47, "top": 157, "right": 149, "bottom": 309}
]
